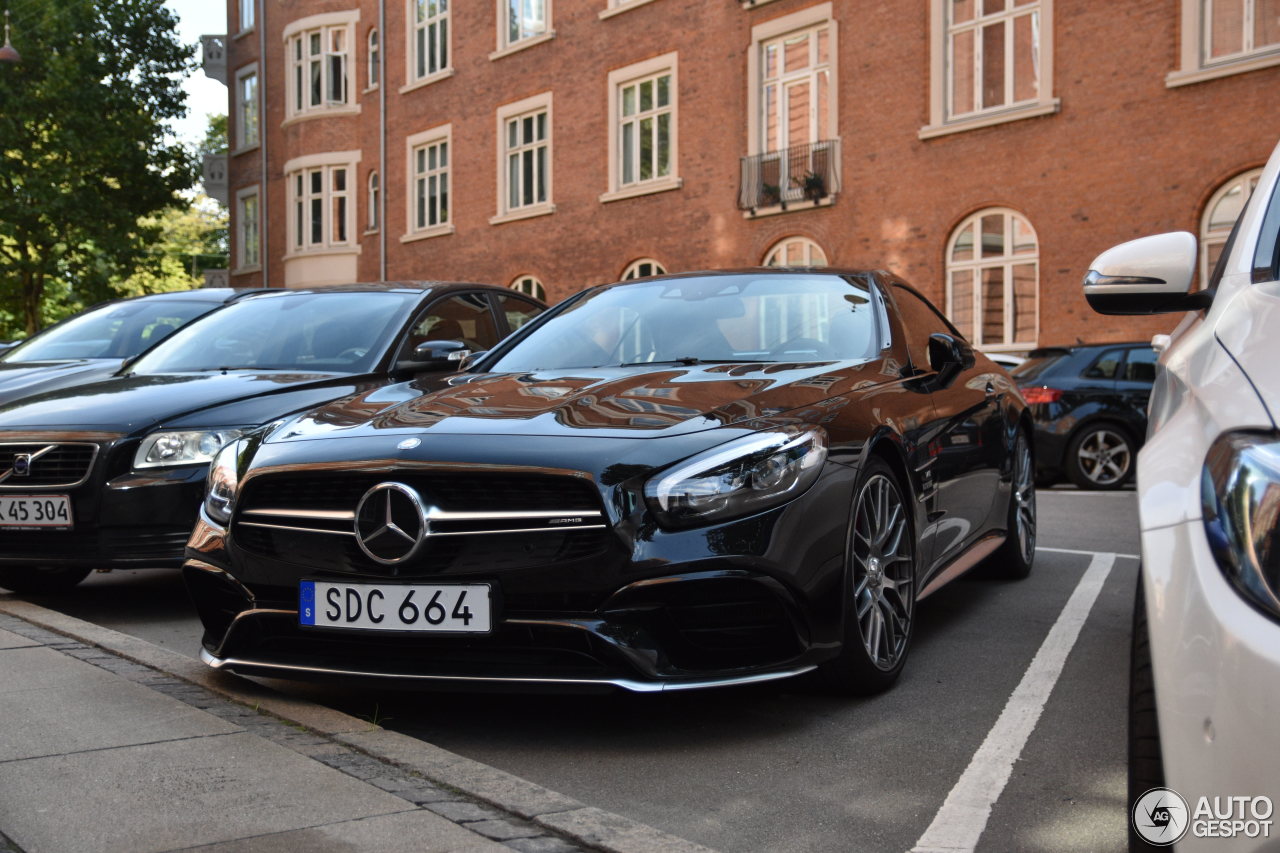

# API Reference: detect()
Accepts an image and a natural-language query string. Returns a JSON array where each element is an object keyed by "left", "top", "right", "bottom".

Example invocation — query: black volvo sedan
[
  {"left": 186, "top": 270, "right": 1035, "bottom": 695},
  {"left": 0, "top": 283, "right": 543, "bottom": 594}
]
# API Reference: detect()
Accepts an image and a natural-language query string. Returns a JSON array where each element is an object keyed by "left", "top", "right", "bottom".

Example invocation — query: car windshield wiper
[{"left": 611, "top": 357, "right": 756, "bottom": 367}]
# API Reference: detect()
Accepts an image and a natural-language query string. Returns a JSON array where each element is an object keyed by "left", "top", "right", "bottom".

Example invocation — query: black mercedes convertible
[{"left": 185, "top": 269, "right": 1035, "bottom": 695}]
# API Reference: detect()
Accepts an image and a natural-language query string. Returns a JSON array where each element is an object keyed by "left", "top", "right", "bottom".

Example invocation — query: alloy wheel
[
  {"left": 1076, "top": 428, "right": 1132, "bottom": 486},
  {"left": 1013, "top": 434, "right": 1037, "bottom": 564},
  {"left": 851, "top": 473, "right": 914, "bottom": 671}
]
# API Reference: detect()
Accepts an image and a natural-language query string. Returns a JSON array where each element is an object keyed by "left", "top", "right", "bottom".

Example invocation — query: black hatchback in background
[{"left": 1012, "top": 342, "right": 1157, "bottom": 489}]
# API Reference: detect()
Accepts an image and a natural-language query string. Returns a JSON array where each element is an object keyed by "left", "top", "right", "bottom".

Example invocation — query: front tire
[
  {"left": 0, "top": 566, "right": 92, "bottom": 594},
  {"left": 1066, "top": 424, "right": 1135, "bottom": 490},
  {"left": 990, "top": 429, "right": 1036, "bottom": 579},
  {"left": 818, "top": 457, "right": 917, "bottom": 696}
]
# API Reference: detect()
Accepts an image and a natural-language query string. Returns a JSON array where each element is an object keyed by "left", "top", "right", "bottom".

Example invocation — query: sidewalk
[{"left": 0, "top": 604, "right": 714, "bottom": 853}]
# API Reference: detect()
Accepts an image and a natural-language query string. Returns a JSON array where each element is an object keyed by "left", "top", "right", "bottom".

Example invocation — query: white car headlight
[
  {"left": 134, "top": 429, "right": 247, "bottom": 469},
  {"left": 1202, "top": 431, "right": 1280, "bottom": 620},
  {"left": 645, "top": 425, "right": 828, "bottom": 529},
  {"left": 203, "top": 439, "right": 245, "bottom": 526}
]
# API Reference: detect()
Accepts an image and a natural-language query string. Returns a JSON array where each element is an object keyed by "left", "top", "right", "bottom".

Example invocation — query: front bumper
[
  {"left": 1142, "top": 517, "right": 1280, "bottom": 834},
  {"left": 0, "top": 467, "right": 205, "bottom": 569}
]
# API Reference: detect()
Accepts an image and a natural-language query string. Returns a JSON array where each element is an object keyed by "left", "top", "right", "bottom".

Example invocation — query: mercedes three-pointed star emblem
[{"left": 354, "top": 482, "right": 429, "bottom": 565}]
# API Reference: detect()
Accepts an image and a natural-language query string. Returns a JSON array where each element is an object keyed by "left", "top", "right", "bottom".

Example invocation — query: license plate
[
  {"left": 299, "top": 580, "right": 492, "bottom": 633},
  {"left": 0, "top": 495, "right": 73, "bottom": 529}
]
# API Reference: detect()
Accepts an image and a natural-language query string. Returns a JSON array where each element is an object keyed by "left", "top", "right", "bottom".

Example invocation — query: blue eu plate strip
[{"left": 298, "top": 581, "right": 316, "bottom": 626}]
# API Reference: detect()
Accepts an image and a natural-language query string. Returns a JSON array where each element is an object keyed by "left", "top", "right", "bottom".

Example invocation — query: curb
[{"left": 0, "top": 597, "right": 718, "bottom": 853}]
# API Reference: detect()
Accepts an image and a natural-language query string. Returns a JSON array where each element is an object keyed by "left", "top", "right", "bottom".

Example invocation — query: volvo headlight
[
  {"left": 1202, "top": 431, "right": 1280, "bottom": 620},
  {"left": 134, "top": 429, "right": 247, "bottom": 469},
  {"left": 645, "top": 425, "right": 828, "bottom": 529},
  {"left": 203, "top": 439, "right": 245, "bottom": 526}
]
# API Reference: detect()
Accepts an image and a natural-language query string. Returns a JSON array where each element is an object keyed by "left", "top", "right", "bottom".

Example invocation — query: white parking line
[
  {"left": 909, "top": 551, "right": 1116, "bottom": 853},
  {"left": 1038, "top": 545, "right": 1140, "bottom": 561}
]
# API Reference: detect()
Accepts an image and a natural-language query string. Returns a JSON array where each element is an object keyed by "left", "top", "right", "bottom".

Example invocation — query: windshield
[
  {"left": 128, "top": 292, "right": 416, "bottom": 375},
  {"left": 1, "top": 299, "right": 217, "bottom": 363},
  {"left": 487, "top": 273, "right": 880, "bottom": 372}
]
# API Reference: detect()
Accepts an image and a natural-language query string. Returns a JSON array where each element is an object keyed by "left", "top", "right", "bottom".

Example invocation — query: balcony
[
  {"left": 738, "top": 139, "right": 841, "bottom": 216},
  {"left": 200, "top": 34, "right": 227, "bottom": 84}
]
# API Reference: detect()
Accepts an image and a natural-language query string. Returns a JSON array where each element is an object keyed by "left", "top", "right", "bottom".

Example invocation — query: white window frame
[
  {"left": 1200, "top": 168, "right": 1264, "bottom": 284},
  {"left": 621, "top": 258, "right": 667, "bottom": 280},
  {"left": 238, "top": 0, "right": 255, "bottom": 34},
  {"left": 602, "top": 52, "right": 680, "bottom": 203},
  {"left": 403, "top": 124, "right": 455, "bottom": 242},
  {"left": 234, "top": 185, "right": 262, "bottom": 272},
  {"left": 1169, "top": 0, "right": 1280, "bottom": 86},
  {"left": 491, "top": 0, "right": 554, "bottom": 59},
  {"left": 511, "top": 275, "right": 547, "bottom": 301},
  {"left": 405, "top": 0, "right": 452, "bottom": 91},
  {"left": 367, "top": 170, "right": 380, "bottom": 233},
  {"left": 944, "top": 207, "right": 1039, "bottom": 351},
  {"left": 233, "top": 64, "right": 260, "bottom": 153},
  {"left": 491, "top": 93, "right": 554, "bottom": 225},
  {"left": 284, "top": 150, "right": 363, "bottom": 258},
  {"left": 599, "top": 0, "right": 662, "bottom": 19},
  {"left": 746, "top": 4, "right": 838, "bottom": 158},
  {"left": 283, "top": 12, "right": 361, "bottom": 124},
  {"left": 367, "top": 28, "right": 379, "bottom": 90},
  {"left": 764, "top": 236, "right": 828, "bottom": 267},
  {"left": 921, "top": 0, "right": 1057, "bottom": 139}
]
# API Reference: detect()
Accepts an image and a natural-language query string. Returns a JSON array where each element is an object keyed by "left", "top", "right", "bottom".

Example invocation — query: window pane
[
  {"left": 981, "top": 267, "right": 1005, "bottom": 344},
  {"left": 537, "top": 112, "right": 546, "bottom": 141},
  {"left": 509, "top": 0, "right": 520, "bottom": 43},
  {"left": 1012, "top": 12, "right": 1038, "bottom": 102},
  {"left": 950, "top": 270, "right": 975, "bottom": 341},
  {"left": 1012, "top": 262, "right": 1036, "bottom": 342},
  {"left": 951, "top": 29, "right": 975, "bottom": 115},
  {"left": 310, "top": 59, "right": 322, "bottom": 106},
  {"left": 981, "top": 214, "right": 1004, "bottom": 257},
  {"left": 981, "top": 22, "right": 1005, "bottom": 108},
  {"left": 951, "top": 0, "right": 975, "bottom": 24},
  {"left": 1209, "top": 183, "right": 1246, "bottom": 229},
  {"left": 639, "top": 117, "right": 653, "bottom": 182},
  {"left": 1011, "top": 216, "right": 1036, "bottom": 254},
  {"left": 1210, "top": 0, "right": 1245, "bottom": 57},
  {"left": 310, "top": 33, "right": 321, "bottom": 55},
  {"left": 952, "top": 224, "right": 975, "bottom": 262},
  {"left": 310, "top": 170, "right": 323, "bottom": 194},
  {"left": 311, "top": 198, "right": 323, "bottom": 244},
  {"left": 508, "top": 120, "right": 518, "bottom": 150},
  {"left": 522, "top": 149, "right": 534, "bottom": 205},
  {"left": 657, "top": 112, "right": 670, "bottom": 178},
  {"left": 622, "top": 85, "right": 635, "bottom": 116},
  {"left": 333, "top": 168, "right": 346, "bottom": 191},
  {"left": 428, "top": 175, "right": 438, "bottom": 225},
  {"left": 522, "top": 116, "right": 534, "bottom": 144},
  {"left": 1258, "top": 0, "right": 1280, "bottom": 48},
  {"left": 816, "top": 27, "right": 829, "bottom": 64},
  {"left": 787, "top": 80, "right": 811, "bottom": 147},
  {"left": 334, "top": 195, "right": 347, "bottom": 242},
  {"left": 537, "top": 146, "right": 547, "bottom": 203},
  {"left": 622, "top": 122, "right": 635, "bottom": 184},
  {"left": 764, "top": 43, "right": 778, "bottom": 79},
  {"left": 981, "top": 0, "right": 1008, "bottom": 14},
  {"left": 816, "top": 69, "right": 830, "bottom": 139},
  {"left": 416, "top": 178, "right": 425, "bottom": 228},
  {"left": 439, "top": 142, "right": 447, "bottom": 168},
  {"left": 639, "top": 79, "right": 653, "bottom": 112},
  {"left": 764, "top": 84, "right": 779, "bottom": 151},
  {"left": 508, "top": 155, "right": 519, "bottom": 209},
  {"left": 657, "top": 74, "right": 671, "bottom": 107},
  {"left": 783, "top": 33, "right": 810, "bottom": 73}
]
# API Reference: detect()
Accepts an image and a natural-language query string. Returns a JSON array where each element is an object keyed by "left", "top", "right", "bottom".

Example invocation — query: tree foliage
[{"left": 0, "top": 0, "right": 197, "bottom": 338}]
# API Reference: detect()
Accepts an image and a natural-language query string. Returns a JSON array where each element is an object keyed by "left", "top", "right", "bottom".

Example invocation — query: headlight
[
  {"left": 645, "top": 425, "right": 828, "bottom": 529},
  {"left": 203, "top": 439, "right": 245, "bottom": 526},
  {"left": 1202, "top": 431, "right": 1280, "bottom": 620},
  {"left": 134, "top": 429, "right": 247, "bottom": 469}
]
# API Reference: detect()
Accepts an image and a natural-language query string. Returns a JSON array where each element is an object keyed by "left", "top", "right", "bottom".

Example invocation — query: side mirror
[
  {"left": 458, "top": 350, "right": 488, "bottom": 371},
  {"left": 927, "top": 333, "right": 973, "bottom": 386},
  {"left": 397, "top": 339, "right": 471, "bottom": 373},
  {"left": 1083, "top": 232, "right": 1210, "bottom": 315}
]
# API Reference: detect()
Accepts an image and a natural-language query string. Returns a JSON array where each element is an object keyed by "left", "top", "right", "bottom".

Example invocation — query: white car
[{"left": 1086, "top": 138, "right": 1280, "bottom": 851}]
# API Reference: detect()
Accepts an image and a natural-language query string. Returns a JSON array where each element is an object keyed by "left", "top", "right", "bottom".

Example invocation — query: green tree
[{"left": 0, "top": 0, "right": 196, "bottom": 338}]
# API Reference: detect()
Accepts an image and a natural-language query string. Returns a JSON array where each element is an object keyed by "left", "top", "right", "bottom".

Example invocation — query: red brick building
[{"left": 209, "top": 0, "right": 1280, "bottom": 352}]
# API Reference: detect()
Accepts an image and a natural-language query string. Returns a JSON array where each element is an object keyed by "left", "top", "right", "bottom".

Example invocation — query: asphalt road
[{"left": 25, "top": 486, "right": 1141, "bottom": 853}]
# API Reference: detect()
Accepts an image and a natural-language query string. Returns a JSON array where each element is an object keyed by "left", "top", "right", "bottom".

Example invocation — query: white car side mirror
[{"left": 1083, "top": 232, "right": 1210, "bottom": 315}]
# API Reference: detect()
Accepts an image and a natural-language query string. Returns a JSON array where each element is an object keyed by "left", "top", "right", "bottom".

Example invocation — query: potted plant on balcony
[
  {"left": 759, "top": 182, "right": 781, "bottom": 207},
  {"left": 797, "top": 171, "right": 827, "bottom": 202}
]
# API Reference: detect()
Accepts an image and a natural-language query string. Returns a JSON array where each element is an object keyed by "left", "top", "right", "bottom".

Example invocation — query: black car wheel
[
  {"left": 0, "top": 565, "right": 92, "bottom": 594},
  {"left": 1066, "top": 423, "right": 1135, "bottom": 490},
  {"left": 990, "top": 429, "right": 1036, "bottom": 579},
  {"left": 1129, "top": 574, "right": 1167, "bottom": 852},
  {"left": 819, "top": 456, "right": 916, "bottom": 695}
]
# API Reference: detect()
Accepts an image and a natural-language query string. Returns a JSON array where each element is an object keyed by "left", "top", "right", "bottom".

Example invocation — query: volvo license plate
[
  {"left": 0, "top": 495, "right": 72, "bottom": 529},
  {"left": 299, "top": 580, "right": 492, "bottom": 633}
]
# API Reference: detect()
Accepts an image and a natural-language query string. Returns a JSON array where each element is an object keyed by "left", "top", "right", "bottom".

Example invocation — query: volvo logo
[
  {"left": 354, "top": 482, "right": 429, "bottom": 565},
  {"left": 12, "top": 454, "right": 32, "bottom": 477}
]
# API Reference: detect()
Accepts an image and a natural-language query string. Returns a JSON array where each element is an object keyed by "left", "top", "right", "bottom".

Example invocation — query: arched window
[
  {"left": 621, "top": 258, "right": 666, "bottom": 280},
  {"left": 945, "top": 208, "right": 1038, "bottom": 349},
  {"left": 367, "top": 171, "right": 379, "bottom": 232},
  {"left": 1201, "top": 168, "right": 1263, "bottom": 284},
  {"left": 511, "top": 275, "right": 546, "bottom": 301},
  {"left": 367, "top": 28, "right": 379, "bottom": 88},
  {"left": 763, "top": 236, "right": 828, "bottom": 267}
]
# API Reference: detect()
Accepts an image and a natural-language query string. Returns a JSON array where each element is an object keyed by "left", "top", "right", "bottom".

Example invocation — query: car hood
[
  {"left": 269, "top": 359, "right": 893, "bottom": 443},
  {"left": 0, "top": 359, "right": 123, "bottom": 404},
  {"left": 0, "top": 371, "right": 376, "bottom": 434}
]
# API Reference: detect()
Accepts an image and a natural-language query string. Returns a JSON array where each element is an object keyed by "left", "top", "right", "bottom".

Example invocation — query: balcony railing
[{"left": 738, "top": 139, "right": 841, "bottom": 213}]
